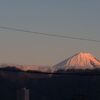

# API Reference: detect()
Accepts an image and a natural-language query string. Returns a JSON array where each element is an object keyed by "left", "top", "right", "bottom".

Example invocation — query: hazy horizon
[{"left": 0, "top": 0, "right": 100, "bottom": 65}]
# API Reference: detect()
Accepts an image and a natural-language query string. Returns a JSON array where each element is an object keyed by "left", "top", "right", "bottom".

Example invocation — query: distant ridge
[{"left": 0, "top": 64, "right": 51, "bottom": 72}]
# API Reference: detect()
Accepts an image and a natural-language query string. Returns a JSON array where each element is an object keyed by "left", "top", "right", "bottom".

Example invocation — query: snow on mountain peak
[{"left": 53, "top": 52, "right": 100, "bottom": 70}]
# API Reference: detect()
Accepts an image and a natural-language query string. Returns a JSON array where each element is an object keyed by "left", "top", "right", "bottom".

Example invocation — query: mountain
[
  {"left": 53, "top": 52, "right": 100, "bottom": 71},
  {"left": 0, "top": 52, "right": 100, "bottom": 73}
]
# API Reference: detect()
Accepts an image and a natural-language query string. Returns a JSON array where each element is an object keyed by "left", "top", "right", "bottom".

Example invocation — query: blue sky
[{"left": 0, "top": 0, "right": 100, "bottom": 65}]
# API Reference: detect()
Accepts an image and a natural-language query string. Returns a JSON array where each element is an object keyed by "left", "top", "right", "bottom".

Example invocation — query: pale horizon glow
[{"left": 0, "top": 0, "right": 100, "bottom": 65}]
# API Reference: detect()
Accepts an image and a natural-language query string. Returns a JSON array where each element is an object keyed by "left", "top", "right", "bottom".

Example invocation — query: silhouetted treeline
[
  {"left": 0, "top": 67, "right": 100, "bottom": 100},
  {"left": 0, "top": 66, "right": 21, "bottom": 72},
  {"left": 54, "top": 68, "right": 100, "bottom": 75}
]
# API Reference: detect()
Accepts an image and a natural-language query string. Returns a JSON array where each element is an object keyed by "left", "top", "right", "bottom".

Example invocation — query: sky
[{"left": 0, "top": 0, "right": 100, "bottom": 65}]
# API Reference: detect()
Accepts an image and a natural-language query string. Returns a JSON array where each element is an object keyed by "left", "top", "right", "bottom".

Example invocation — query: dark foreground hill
[{"left": 0, "top": 67, "right": 100, "bottom": 100}]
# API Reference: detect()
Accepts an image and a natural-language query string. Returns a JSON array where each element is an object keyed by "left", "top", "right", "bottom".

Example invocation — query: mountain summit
[{"left": 53, "top": 52, "right": 100, "bottom": 71}]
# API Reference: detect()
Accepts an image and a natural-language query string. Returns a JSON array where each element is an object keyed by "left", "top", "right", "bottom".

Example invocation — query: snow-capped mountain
[{"left": 53, "top": 52, "right": 100, "bottom": 71}]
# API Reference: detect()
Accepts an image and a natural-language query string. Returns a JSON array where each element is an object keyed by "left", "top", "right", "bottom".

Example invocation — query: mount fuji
[
  {"left": 0, "top": 52, "right": 100, "bottom": 73},
  {"left": 53, "top": 52, "right": 100, "bottom": 71}
]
